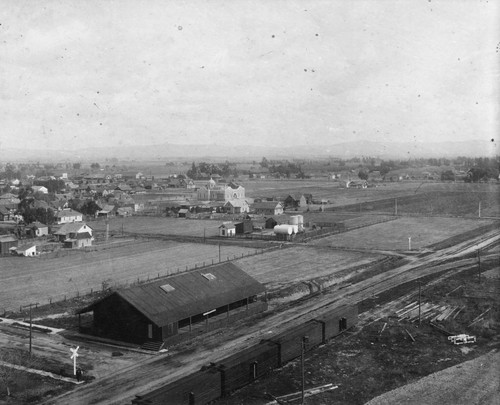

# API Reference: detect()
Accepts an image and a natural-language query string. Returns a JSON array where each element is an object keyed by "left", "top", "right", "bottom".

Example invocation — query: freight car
[
  {"left": 131, "top": 367, "right": 221, "bottom": 405},
  {"left": 214, "top": 341, "right": 280, "bottom": 396},
  {"left": 315, "top": 304, "right": 358, "bottom": 341},
  {"left": 263, "top": 320, "right": 324, "bottom": 366}
]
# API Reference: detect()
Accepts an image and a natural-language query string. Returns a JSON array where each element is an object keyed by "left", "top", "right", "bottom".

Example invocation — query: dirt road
[{"left": 40, "top": 231, "right": 499, "bottom": 405}]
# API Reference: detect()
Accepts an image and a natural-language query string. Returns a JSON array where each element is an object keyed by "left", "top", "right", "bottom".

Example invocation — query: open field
[
  {"left": 312, "top": 217, "right": 498, "bottom": 251},
  {"left": 90, "top": 216, "right": 221, "bottom": 237},
  {"left": 235, "top": 246, "right": 384, "bottom": 292},
  {"left": 0, "top": 240, "right": 258, "bottom": 312},
  {"left": 245, "top": 180, "right": 499, "bottom": 217},
  {"left": 245, "top": 179, "right": 419, "bottom": 204}
]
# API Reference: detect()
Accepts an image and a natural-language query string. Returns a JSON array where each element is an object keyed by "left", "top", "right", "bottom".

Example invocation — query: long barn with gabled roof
[{"left": 76, "top": 262, "right": 267, "bottom": 346}]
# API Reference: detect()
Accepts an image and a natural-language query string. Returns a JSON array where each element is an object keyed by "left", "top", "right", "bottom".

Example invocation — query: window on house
[{"left": 202, "top": 273, "right": 216, "bottom": 281}]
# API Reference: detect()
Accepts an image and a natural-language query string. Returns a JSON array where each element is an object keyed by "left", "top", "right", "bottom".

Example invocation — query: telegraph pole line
[{"left": 21, "top": 303, "right": 39, "bottom": 356}]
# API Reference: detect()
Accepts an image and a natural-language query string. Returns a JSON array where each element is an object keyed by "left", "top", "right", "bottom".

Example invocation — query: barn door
[{"left": 339, "top": 317, "right": 347, "bottom": 332}]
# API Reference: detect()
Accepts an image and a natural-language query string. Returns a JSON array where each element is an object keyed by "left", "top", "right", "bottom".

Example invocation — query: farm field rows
[
  {"left": 0, "top": 240, "right": 257, "bottom": 312},
  {"left": 235, "top": 246, "right": 384, "bottom": 291},
  {"left": 312, "top": 217, "right": 497, "bottom": 251}
]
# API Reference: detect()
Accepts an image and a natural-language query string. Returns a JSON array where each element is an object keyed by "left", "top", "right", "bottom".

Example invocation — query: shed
[
  {"left": 265, "top": 217, "right": 278, "bottom": 229},
  {"left": 219, "top": 222, "right": 236, "bottom": 237},
  {"left": 234, "top": 220, "right": 253, "bottom": 234},
  {"left": 178, "top": 208, "right": 190, "bottom": 218},
  {"left": 76, "top": 262, "right": 266, "bottom": 344},
  {"left": 0, "top": 235, "right": 17, "bottom": 255},
  {"left": 0, "top": 206, "right": 13, "bottom": 221},
  {"left": 15, "top": 244, "right": 37, "bottom": 257}
]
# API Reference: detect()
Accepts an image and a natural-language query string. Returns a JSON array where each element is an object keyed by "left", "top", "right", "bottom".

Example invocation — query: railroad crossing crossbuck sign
[{"left": 70, "top": 346, "right": 80, "bottom": 375}]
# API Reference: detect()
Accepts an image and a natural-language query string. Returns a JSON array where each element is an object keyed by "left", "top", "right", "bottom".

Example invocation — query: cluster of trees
[
  {"left": 187, "top": 161, "right": 237, "bottom": 179},
  {"left": 259, "top": 158, "right": 307, "bottom": 178}
]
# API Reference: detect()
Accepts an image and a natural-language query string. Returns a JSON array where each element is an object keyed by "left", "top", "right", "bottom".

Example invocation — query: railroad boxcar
[
  {"left": 315, "top": 304, "right": 358, "bottom": 341},
  {"left": 264, "top": 320, "right": 324, "bottom": 367},
  {"left": 131, "top": 367, "right": 221, "bottom": 405},
  {"left": 215, "top": 341, "right": 280, "bottom": 397}
]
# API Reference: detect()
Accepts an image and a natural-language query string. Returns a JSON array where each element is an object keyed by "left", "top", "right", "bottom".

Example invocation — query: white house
[
  {"left": 55, "top": 209, "right": 83, "bottom": 224},
  {"left": 54, "top": 222, "right": 93, "bottom": 248},
  {"left": 224, "top": 199, "right": 250, "bottom": 214},
  {"left": 28, "top": 221, "right": 49, "bottom": 237},
  {"left": 32, "top": 185, "right": 49, "bottom": 194}
]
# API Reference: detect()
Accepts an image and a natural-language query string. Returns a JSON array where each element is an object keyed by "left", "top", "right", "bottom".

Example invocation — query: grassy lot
[
  {"left": 312, "top": 217, "right": 496, "bottom": 251},
  {"left": 235, "top": 246, "right": 383, "bottom": 292},
  {"left": 0, "top": 240, "right": 257, "bottom": 312},
  {"left": 90, "top": 216, "right": 221, "bottom": 237}
]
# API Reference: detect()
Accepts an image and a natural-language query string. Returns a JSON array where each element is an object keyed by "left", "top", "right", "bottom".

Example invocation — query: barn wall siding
[{"left": 93, "top": 294, "right": 158, "bottom": 344}]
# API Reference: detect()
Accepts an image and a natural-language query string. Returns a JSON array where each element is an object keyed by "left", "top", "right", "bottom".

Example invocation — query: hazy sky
[{"left": 0, "top": 0, "right": 498, "bottom": 150}]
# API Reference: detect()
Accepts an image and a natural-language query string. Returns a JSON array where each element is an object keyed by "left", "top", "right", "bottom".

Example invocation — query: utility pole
[
  {"left": 418, "top": 282, "right": 422, "bottom": 326},
  {"left": 301, "top": 336, "right": 309, "bottom": 404},
  {"left": 478, "top": 201, "right": 481, "bottom": 218},
  {"left": 395, "top": 198, "right": 398, "bottom": 216},
  {"left": 218, "top": 243, "right": 221, "bottom": 263},
  {"left": 478, "top": 249, "right": 481, "bottom": 283},
  {"left": 22, "top": 303, "right": 39, "bottom": 356}
]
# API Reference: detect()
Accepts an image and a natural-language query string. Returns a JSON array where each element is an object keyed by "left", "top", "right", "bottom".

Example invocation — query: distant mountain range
[{"left": 0, "top": 139, "right": 497, "bottom": 162}]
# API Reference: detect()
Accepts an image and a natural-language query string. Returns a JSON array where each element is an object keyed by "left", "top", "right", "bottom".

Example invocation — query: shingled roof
[{"left": 77, "top": 262, "right": 265, "bottom": 327}]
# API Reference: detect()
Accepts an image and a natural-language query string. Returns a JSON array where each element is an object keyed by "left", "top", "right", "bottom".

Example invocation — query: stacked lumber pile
[{"left": 395, "top": 301, "right": 464, "bottom": 323}]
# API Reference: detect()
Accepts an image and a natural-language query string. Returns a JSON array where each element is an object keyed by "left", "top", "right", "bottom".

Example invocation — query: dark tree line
[{"left": 187, "top": 161, "right": 237, "bottom": 179}]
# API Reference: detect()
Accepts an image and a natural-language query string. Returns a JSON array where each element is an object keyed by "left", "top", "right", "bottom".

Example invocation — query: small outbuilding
[
  {"left": 219, "top": 222, "right": 236, "bottom": 237},
  {"left": 0, "top": 235, "right": 17, "bottom": 255},
  {"left": 178, "top": 208, "right": 190, "bottom": 218},
  {"left": 14, "top": 243, "right": 37, "bottom": 257},
  {"left": 234, "top": 220, "right": 253, "bottom": 234}
]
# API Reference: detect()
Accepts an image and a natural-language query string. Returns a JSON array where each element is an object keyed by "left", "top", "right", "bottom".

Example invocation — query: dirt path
[{"left": 366, "top": 350, "right": 500, "bottom": 405}]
